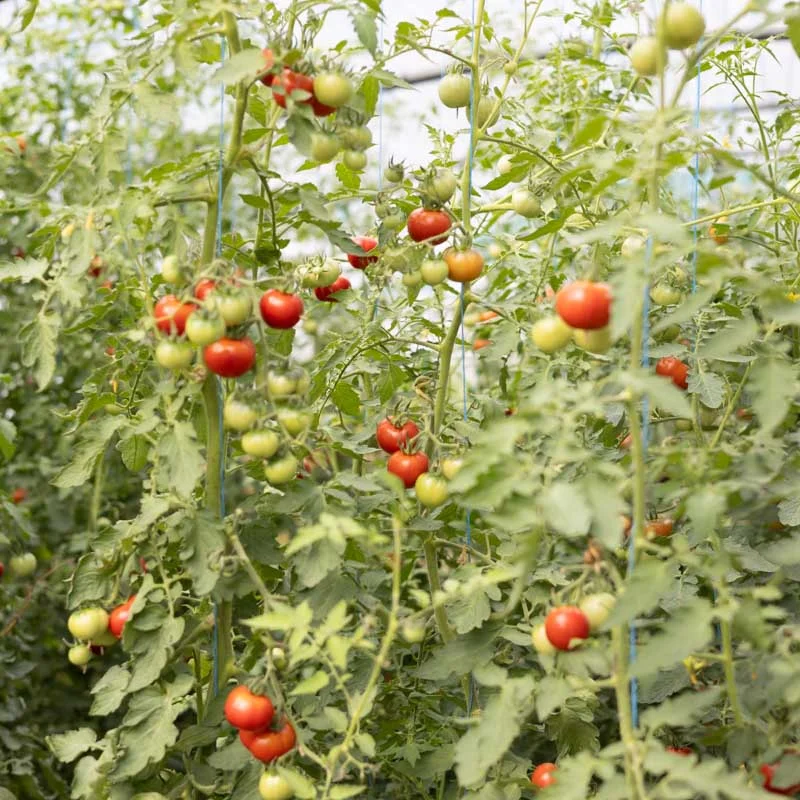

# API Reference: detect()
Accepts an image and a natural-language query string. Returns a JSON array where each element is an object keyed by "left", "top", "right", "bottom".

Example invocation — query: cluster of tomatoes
[
  {"left": 66, "top": 596, "right": 135, "bottom": 668},
  {"left": 629, "top": 2, "right": 705, "bottom": 77}
]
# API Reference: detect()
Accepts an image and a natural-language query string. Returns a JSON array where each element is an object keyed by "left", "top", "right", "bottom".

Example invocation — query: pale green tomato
[
  {"left": 343, "top": 150, "right": 367, "bottom": 171},
  {"left": 650, "top": 284, "right": 683, "bottom": 306},
  {"left": 664, "top": 2, "right": 706, "bottom": 50},
  {"left": 265, "top": 454, "right": 299, "bottom": 485},
  {"left": 402, "top": 271, "right": 423, "bottom": 288},
  {"left": 420, "top": 259, "right": 449, "bottom": 286},
  {"left": 531, "top": 316, "right": 573, "bottom": 354},
  {"left": 498, "top": 155, "right": 514, "bottom": 175},
  {"left": 630, "top": 37, "right": 659, "bottom": 76},
  {"left": 415, "top": 473, "right": 449, "bottom": 508},
  {"left": 310, "top": 132, "right": 341, "bottom": 163},
  {"left": 437, "top": 73, "right": 471, "bottom": 108},
  {"left": 185, "top": 311, "right": 226, "bottom": 346},
  {"left": 68, "top": 608, "right": 110, "bottom": 641},
  {"left": 476, "top": 96, "right": 499, "bottom": 128},
  {"left": 621, "top": 236, "right": 645, "bottom": 258},
  {"left": 224, "top": 399, "right": 259, "bottom": 431},
  {"left": 160, "top": 254, "right": 182, "bottom": 284},
  {"left": 215, "top": 293, "right": 252, "bottom": 327},
  {"left": 68, "top": 645, "right": 93, "bottom": 667},
  {"left": 531, "top": 624, "right": 556, "bottom": 655},
  {"left": 241, "top": 429, "right": 281, "bottom": 458},
  {"left": 579, "top": 593, "right": 616, "bottom": 629},
  {"left": 426, "top": 168, "right": 458, "bottom": 203},
  {"left": 312, "top": 72, "right": 353, "bottom": 108},
  {"left": 511, "top": 189, "right": 541, "bottom": 218},
  {"left": 487, "top": 242, "right": 503, "bottom": 259},
  {"left": 276, "top": 408, "right": 312, "bottom": 436},
  {"left": 267, "top": 372, "right": 298, "bottom": 398},
  {"left": 155, "top": 339, "right": 194, "bottom": 370},
  {"left": 92, "top": 628, "right": 118, "bottom": 647},
  {"left": 574, "top": 327, "right": 612, "bottom": 354},
  {"left": 259, "top": 772, "right": 294, "bottom": 800},
  {"left": 401, "top": 620, "right": 426, "bottom": 644},
  {"left": 441, "top": 457, "right": 463, "bottom": 480},
  {"left": 9, "top": 553, "right": 37, "bottom": 577}
]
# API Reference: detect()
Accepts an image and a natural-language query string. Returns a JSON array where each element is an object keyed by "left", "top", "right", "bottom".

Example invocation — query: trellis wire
[{"left": 691, "top": 0, "right": 703, "bottom": 293}]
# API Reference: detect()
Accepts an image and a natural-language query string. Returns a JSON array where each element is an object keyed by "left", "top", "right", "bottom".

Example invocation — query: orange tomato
[{"left": 444, "top": 248, "right": 484, "bottom": 282}]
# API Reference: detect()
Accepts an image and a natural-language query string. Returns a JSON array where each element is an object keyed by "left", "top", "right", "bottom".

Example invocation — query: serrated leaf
[
  {"left": 778, "top": 496, "right": 800, "bottom": 527},
  {"left": 0, "top": 256, "right": 48, "bottom": 282},
  {"left": 542, "top": 482, "right": 592, "bottom": 537},
  {"left": 605, "top": 560, "right": 676, "bottom": 628},
  {"left": 688, "top": 370, "right": 725, "bottom": 409},
  {"left": 214, "top": 48, "right": 267, "bottom": 84},
  {"left": 696, "top": 315, "right": 758, "bottom": 360},
  {"left": 20, "top": 313, "right": 58, "bottom": 389},
  {"left": 417, "top": 626, "right": 498, "bottom": 681},
  {"left": 352, "top": 12, "right": 377, "bottom": 54},
  {"left": 686, "top": 488, "right": 726, "bottom": 538},
  {"left": 446, "top": 587, "right": 491, "bottom": 634},
  {"left": 331, "top": 382, "right": 361, "bottom": 416},
  {"left": 53, "top": 416, "right": 124, "bottom": 488},
  {"left": 640, "top": 686, "right": 721, "bottom": 731},
  {"left": 536, "top": 675, "right": 572, "bottom": 720},
  {"left": 0, "top": 419, "right": 16, "bottom": 461},
  {"left": 47, "top": 728, "right": 97, "bottom": 763},
  {"left": 118, "top": 434, "right": 149, "bottom": 471},
  {"left": 157, "top": 421, "right": 204, "bottom": 497},
  {"left": 749, "top": 358, "right": 797, "bottom": 435},
  {"left": 90, "top": 665, "right": 131, "bottom": 716},
  {"left": 290, "top": 669, "right": 329, "bottom": 696}
]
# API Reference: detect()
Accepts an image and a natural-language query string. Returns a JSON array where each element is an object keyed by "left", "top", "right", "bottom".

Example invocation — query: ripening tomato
[
  {"left": 9, "top": 553, "right": 37, "bottom": 577},
  {"left": 376, "top": 418, "right": 419, "bottom": 454},
  {"left": 276, "top": 409, "right": 312, "bottom": 436},
  {"left": 260, "top": 290, "right": 303, "bottom": 329},
  {"left": 645, "top": 519, "right": 674, "bottom": 538},
  {"left": 655, "top": 356, "right": 689, "bottom": 390},
  {"left": 667, "top": 747, "right": 693, "bottom": 756},
  {"left": 204, "top": 338, "right": 256, "bottom": 378},
  {"left": 160, "top": 255, "right": 182, "bottom": 284},
  {"left": 420, "top": 259, "right": 449, "bottom": 286},
  {"left": 348, "top": 236, "right": 378, "bottom": 269},
  {"left": 242, "top": 429, "right": 280, "bottom": 458},
  {"left": 664, "top": 2, "right": 706, "bottom": 50},
  {"left": 155, "top": 339, "right": 194, "bottom": 370},
  {"left": 709, "top": 218, "right": 729, "bottom": 244},
  {"left": 240, "top": 719, "right": 297, "bottom": 763},
  {"left": 579, "top": 593, "right": 615, "bottom": 630},
  {"left": 11, "top": 487, "right": 27, "bottom": 504},
  {"left": 438, "top": 73, "right": 471, "bottom": 108},
  {"left": 68, "top": 608, "right": 110, "bottom": 641},
  {"left": 265, "top": 454, "right": 299, "bottom": 485},
  {"left": 573, "top": 326, "right": 612, "bottom": 354},
  {"left": 259, "top": 771, "right": 294, "bottom": 800},
  {"left": 68, "top": 644, "right": 93, "bottom": 668},
  {"left": 444, "top": 248, "right": 484, "bottom": 282},
  {"left": 531, "top": 763, "right": 557, "bottom": 789},
  {"left": 312, "top": 72, "right": 353, "bottom": 108},
  {"left": 0, "top": 563, "right": 4, "bottom": 579},
  {"left": 426, "top": 169, "right": 458, "bottom": 204},
  {"left": 387, "top": 451, "right": 430, "bottom": 489},
  {"left": 154, "top": 295, "right": 197, "bottom": 335},
  {"left": 441, "top": 457, "right": 463, "bottom": 480},
  {"left": 272, "top": 69, "right": 314, "bottom": 109},
  {"left": 185, "top": 310, "right": 226, "bottom": 346},
  {"left": 224, "top": 398, "right": 259, "bottom": 431},
  {"left": 88, "top": 255, "right": 105, "bottom": 277},
  {"left": 194, "top": 279, "right": 217, "bottom": 300},
  {"left": 109, "top": 595, "right": 136, "bottom": 639},
  {"left": 215, "top": 292, "right": 252, "bottom": 327},
  {"left": 315, "top": 276, "right": 351, "bottom": 302},
  {"left": 630, "top": 36, "right": 659, "bottom": 76},
  {"left": 544, "top": 606, "right": 590, "bottom": 650},
  {"left": 407, "top": 208, "right": 451, "bottom": 245},
  {"left": 259, "top": 48, "right": 276, "bottom": 85},
  {"left": 531, "top": 624, "right": 556, "bottom": 656},
  {"left": 555, "top": 281, "right": 612, "bottom": 330},
  {"left": 415, "top": 473, "right": 449, "bottom": 508},
  {"left": 760, "top": 762, "right": 800, "bottom": 796},
  {"left": 531, "top": 316, "right": 573, "bottom": 354},
  {"left": 224, "top": 685, "right": 275, "bottom": 732},
  {"left": 473, "top": 338, "right": 491, "bottom": 351}
]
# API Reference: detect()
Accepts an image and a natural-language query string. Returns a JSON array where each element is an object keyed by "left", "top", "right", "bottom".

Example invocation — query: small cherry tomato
[
  {"left": 531, "top": 316, "right": 573, "bottom": 354},
  {"left": 276, "top": 409, "right": 312, "bottom": 436},
  {"left": 709, "top": 217, "right": 729, "bottom": 244},
  {"left": 476, "top": 96, "right": 499, "bottom": 128},
  {"left": 473, "top": 338, "right": 491, "bottom": 351},
  {"left": 415, "top": 473, "right": 449, "bottom": 508},
  {"left": 215, "top": 292, "right": 252, "bottom": 327},
  {"left": 426, "top": 169, "right": 458, "bottom": 204},
  {"left": 761, "top": 761, "right": 800, "bottom": 796},
  {"left": 10, "top": 488, "right": 27, "bottom": 504},
  {"left": 544, "top": 606, "right": 590, "bottom": 651},
  {"left": 531, "top": 763, "right": 557, "bottom": 789},
  {"left": 664, "top": 2, "right": 706, "bottom": 50},
  {"left": 667, "top": 747, "right": 693, "bottom": 756},
  {"left": 272, "top": 69, "right": 314, "bottom": 109},
  {"left": 387, "top": 451, "right": 430, "bottom": 489},
  {"left": 645, "top": 519, "right": 674, "bottom": 538},
  {"left": 242, "top": 429, "right": 281, "bottom": 458},
  {"left": 555, "top": 281, "right": 612, "bottom": 330},
  {"left": 9, "top": 553, "right": 37, "bottom": 577},
  {"left": 260, "top": 290, "right": 304, "bottom": 329},
  {"left": 511, "top": 189, "right": 541, "bottom": 218},
  {"left": 204, "top": 338, "right": 256, "bottom": 378},
  {"left": 441, "top": 457, "right": 463, "bottom": 480},
  {"left": 314, "top": 276, "right": 351, "bottom": 302},
  {"left": 68, "top": 644, "right": 93, "bottom": 667},
  {"left": 420, "top": 259, "right": 449, "bottom": 286},
  {"left": 194, "top": 279, "right": 217, "bottom": 300},
  {"left": 161, "top": 255, "right": 182, "bottom": 283},
  {"left": 259, "top": 48, "right": 276, "bottom": 86},
  {"left": 224, "top": 685, "right": 275, "bottom": 732},
  {"left": 240, "top": 718, "right": 297, "bottom": 763},
  {"left": 531, "top": 624, "right": 556, "bottom": 656},
  {"left": 630, "top": 36, "right": 659, "bottom": 76},
  {"left": 154, "top": 295, "right": 197, "bottom": 335},
  {"left": 267, "top": 371, "right": 299, "bottom": 398},
  {"left": 68, "top": 608, "right": 110, "bottom": 641},
  {"left": 265, "top": 454, "right": 299, "bottom": 485},
  {"left": 579, "top": 593, "right": 615, "bottom": 630},
  {"left": 655, "top": 356, "right": 689, "bottom": 390},
  {"left": 444, "top": 248, "right": 484, "bottom": 282},
  {"left": 438, "top": 73, "right": 471, "bottom": 108},
  {"left": 185, "top": 308, "right": 226, "bottom": 346},
  {"left": 109, "top": 595, "right": 136, "bottom": 639},
  {"left": 155, "top": 339, "right": 194, "bottom": 370},
  {"left": 312, "top": 72, "right": 353, "bottom": 108},
  {"left": 310, "top": 132, "right": 341, "bottom": 163},
  {"left": 376, "top": 418, "right": 419, "bottom": 454},
  {"left": 347, "top": 236, "right": 378, "bottom": 269},
  {"left": 224, "top": 398, "right": 259, "bottom": 431},
  {"left": 407, "top": 208, "right": 451, "bottom": 245},
  {"left": 259, "top": 771, "right": 294, "bottom": 800},
  {"left": 650, "top": 284, "right": 683, "bottom": 306},
  {"left": 573, "top": 326, "right": 612, "bottom": 354},
  {"left": 343, "top": 150, "right": 367, "bottom": 170}
]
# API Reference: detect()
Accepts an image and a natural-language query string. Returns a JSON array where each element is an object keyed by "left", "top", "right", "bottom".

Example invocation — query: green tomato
[
  {"left": 160, "top": 254, "right": 182, "bottom": 284},
  {"left": 511, "top": 189, "right": 541, "bottom": 218},
  {"left": 427, "top": 168, "right": 458, "bottom": 203},
  {"left": 438, "top": 74, "right": 471, "bottom": 108},
  {"left": 241, "top": 429, "right": 281, "bottom": 458},
  {"left": 498, "top": 155, "right": 514, "bottom": 175},
  {"left": 312, "top": 72, "right": 354, "bottom": 108},
  {"left": 620, "top": 235, "right": 645, "bottom": 258},
  {"left": 650, "top": 284, "right": 683, "bottom": 306},
  {"left": 657, "top": 324, "right": 682, "bottom": 342},
  {"left": 415, "top": 473, "right": 449, "bottom": 508},
  {"left": 224, "top": 398, "right": 259, "bottom": 431},
  {"left": 185, "top": 311, "right": 226, "bottom": 346},
  {"left": 343, "top": 150, "right": 367, "bottom": 171},
  {"left": 476, "top": 96, "right": 499, "bottom": 129},
  {"left": 214, "top": 292, "right": 252, "bottom": 327},
  {"left": 579, "top": 593, "right": 615, "bottom": 630},
  {"left": 276, "top": 408, "right": 312, "bottom": 436},
  {"left": 420, "top": 259, "right": 449, "bottom": 286},
  {"left": 384, "top": 163, "right": 404, "bottom": 183},
  {"left": 402, "top": 270, "right": 423, "bottom": 288},
  {"left": 68, "top": 644, "right": 93, "bottom": 668},
  {"left": 267, "top": 372, "right": 298, "bottom": 398},
  {"left": 9, "top": 553, "right": 37, "bottom": 577},
  {"left": 382, "top": 212, "right": 406, "bottom": 232},
  {"left": 155, "top": 339, "right": 194, "bottom": 370},
  {"left": 91, "top": 628, "right": 118, "bottom": 647},
  {"left": 531, "top": 624, "right": 556, "bottom": 656},
  {"left": 265, "top": 454, "right": 299, "bottom": 485},
  {"left": 104, "top": 402, "right": 127, "bottom": 416},
  {"left": 401, "top": 620, "right": 426, "bottom": 644},
  {"left": 664, "top": 2, "right": 706, "bottom": 50},
  {"left": 630, "top": 36, "right": 659, "bottom": 76},
  {"left": 441, "top": 457, "right": 463, "bottom": 480},
  {"left": 503, "top": 60, "right": 518, "bottom": 76},
  {"left": 310, "top": 132, "right": 341, "bottom": 163},
  {"left": 259, "top": 772, "right": 294, "bottom": 800},
  {"left": 68, "top": 608, "right": 110, "bottom": 641},
  {"left": 700, "top": 405, "right": 720, "bottom": 430},
  {"left": 574, "top": 327, "right": 612, "bottom": 354},
  {"left": 531, "top": 316, "right": 573, "bottom": 354}
]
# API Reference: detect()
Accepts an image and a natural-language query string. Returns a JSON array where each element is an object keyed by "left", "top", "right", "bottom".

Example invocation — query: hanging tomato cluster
[
  {"left": 66, "top": 596, "right": 135, "bottom": 668},
  {"left": 224, "top": 685, "right": 297, "bottom": 765}
]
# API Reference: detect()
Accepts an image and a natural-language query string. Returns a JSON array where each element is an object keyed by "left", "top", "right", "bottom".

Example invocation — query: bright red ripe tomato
[
  {"left": 154, "top": 295, "right": 197, "bottom": 335},
  {"left": 203, "top": 338, "right": 256, "bottom": 378},
  {"left": 239, "top": 718, "right": 297, "bottom": 763},
  {"left": 348, "top": 236, "right": 379, "bottom": 269},
  {"left": 544, "top": 606, "right": 590, "bottom": 651},
  {"left": 224, "top": 685, "right": 275, "bottom": 732},
  {"left": 109, "top": 595, "right": 136, "bottom": 639},
  {"left": 387, "top": 451, "right": 429, "bottom": 489},
  {"left": 314, "top": 276, "right": 351, "bottom": 302},
  {"left": 194, "top": 278, "right": 217, "bottom": 300},
  {"left": 761, "top": 762, "right": 800, "bottom": 795},
  {"left": 407, "top": 208, "right": 451, "bottom": 245},
  {"left": 272, "top": 69, "right": 314, "bottom": 109},
  {"left": 11, "top": 488, "right": 27, "bottom": 504},
  {"left": 531, "top": 762, "right": 557, "bottom": 788},
  {"left": 310, "top": 94, "right": 336, "bottom": 117},
  {"left": 260, "top": 290, "right": 303, "bottom": 329},
  {"left": 555, "top": 281, "right": 612, "bottom": 330},
  {"left": 655, "top": 356, "right": 689, "bottom": 390},
  {"left": 376, "top": 418, "right": 419, "bottom": 454}
]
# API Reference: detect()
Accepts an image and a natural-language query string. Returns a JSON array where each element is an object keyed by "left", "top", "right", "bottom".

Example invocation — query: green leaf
[
  {"left": 454, "top": 675, "right": 535, "bottom": 786},
  {"left": 688, "top": 370, "right": 725, "bottom": 409},
  {"left": 20, "top": 313, "right": 58, "bottom": 390},
  {"left": 604, "top": 560, "right": 676, "bottom": 628},
  {"left": 53, "top": 416, "right": 125, "bottom": 488},
  {"left": 330, "top": 786, "right": 366, "bottom": 799},
  {"left": 535, "top": 675, "right": 573, "bottom": 720},
  {"left": 749, "top": 358, "right": 797, "bottom": 435},
  {"left": 332, "top": 381, "right": 361, "bottom": 416},
  {"left": 447, "top": 586, "right": 492, "bottom": 634},
  {"left": 787, "top": 11, "right": 800, "bottom": 59},
  {"left": 118, "top": 434, "right": 149, "bottom": 472},
  {"left": 90, "top": 665, "right": 131, "bottom": 716},
  {"left": 640, "top": 686, "right": 722, "bottom": 732},
  {"left": 352, "top": 12, "right": 378, "bottom": 54},
  {"left": 628, "top": 373, "right": 692, "bottom": 419},
  {"left": 290, "top": 670, "right": 330, "bottom": 696},
  {"left": 181, "top": 515, "right": 226, "bottom": 596},
  {"left": 542, "top": 482, "right": 592, "bottom": 538},
  {"left": 156, "top": 421, "right": 204, "bottom": 498},
  {"left": 417, "top": 626, "right": 499, "bottom": 681},
  {"left": 276, "top": 767, "right": 317, "bottom": 800},
  {"left": 0, "top": 419, "right": 16, "bottom": 461},
  {"left": 17, "top": 0, "right": 38, "bottom": 31},
  {"left": 0, "top": 256, "right": 48, "bottom": 282},
  {"left": 696, "top": 315, "right": 758, "bottom": 360},
  {"left": 583, "top": 475, "right": 627, "bottom": 548},
  {"left": 686, "top": 488, "right": 726, "bottom": 539},
  {"left": 764, "top": 533, "right": 800, "bottom": 566},
  {"left": 47, "top": 728, "right": 98, "bottom": 762},
  {"left": 214, "top": 48, "right": 267, "bottom": 84}
]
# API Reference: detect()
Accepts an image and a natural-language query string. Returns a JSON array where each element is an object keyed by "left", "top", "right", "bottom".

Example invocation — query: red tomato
[
  {"left": 761, "top": 762, "right": 800, "bottom": 795},
  {"left": 544, "top": 606, "right": 590, "bottom": 651},
  {"left": 10, "top": 246, "right": 25, "bottom": 259},
  {"left": 531, "top": 763, "right": 557, "bottom": 788},
  {"left": 109, "top": 595, "right": 136, "bottom": 639},
  {"left": 655, "top": 356, "right": 689, "bottom": 390},
  {"left": 667, "top": 747, "right": 693, "bottom": 756},
  {"left": 224, "top": 685, "right": 275, "bottom": 732},
  {"left": 88, "top": 255, "right": 104, "bottom": 277},
  {"left": 376, "top": 418, "right": 419, "bottom": 454},
  {"left": 203, "top": 338, "right": 256, "bottom": 378},
  {"left": 11, "top": 488, "right": 27, "bottom": 504},
  {"left": 194, "top": 279, "right": 217, "bottom": 300},
  {"left": 555, "top": 281, "right": 612, "bottom": 330},
  {"left": 154, "top": 295, "right": 197, "bottom": 335},
  {"left": 314, "top": 276, "right": 351, "bottom": 302},
  {"left": 310, "top": 94, "right": 336, "bottom": 117},
  {"left": 348, "top": 236, "right": 379, "bottom": 269},
  {"left": 645, "top": 519, "right": 674, "bottom": 538},
  {"left": 272, "top": 69, "right": 313, "bottom": 109},
  {"left": 260, "top": 290, "right": 303, "bottom": 329},
  {"left": 444, "top": 248, "right": 484, "bottom": 282},
  {"left": 239, "top": 718, "right": 297, "bottom": 763},
  {"left": 473, "top": 338, "right": 491, "bottom": 351},
  {"left": 407, "top": 208, "right": 451, "bottom": 245},
  {"left": 387, "top": 451, "right": 430, "bottom": 489}
]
